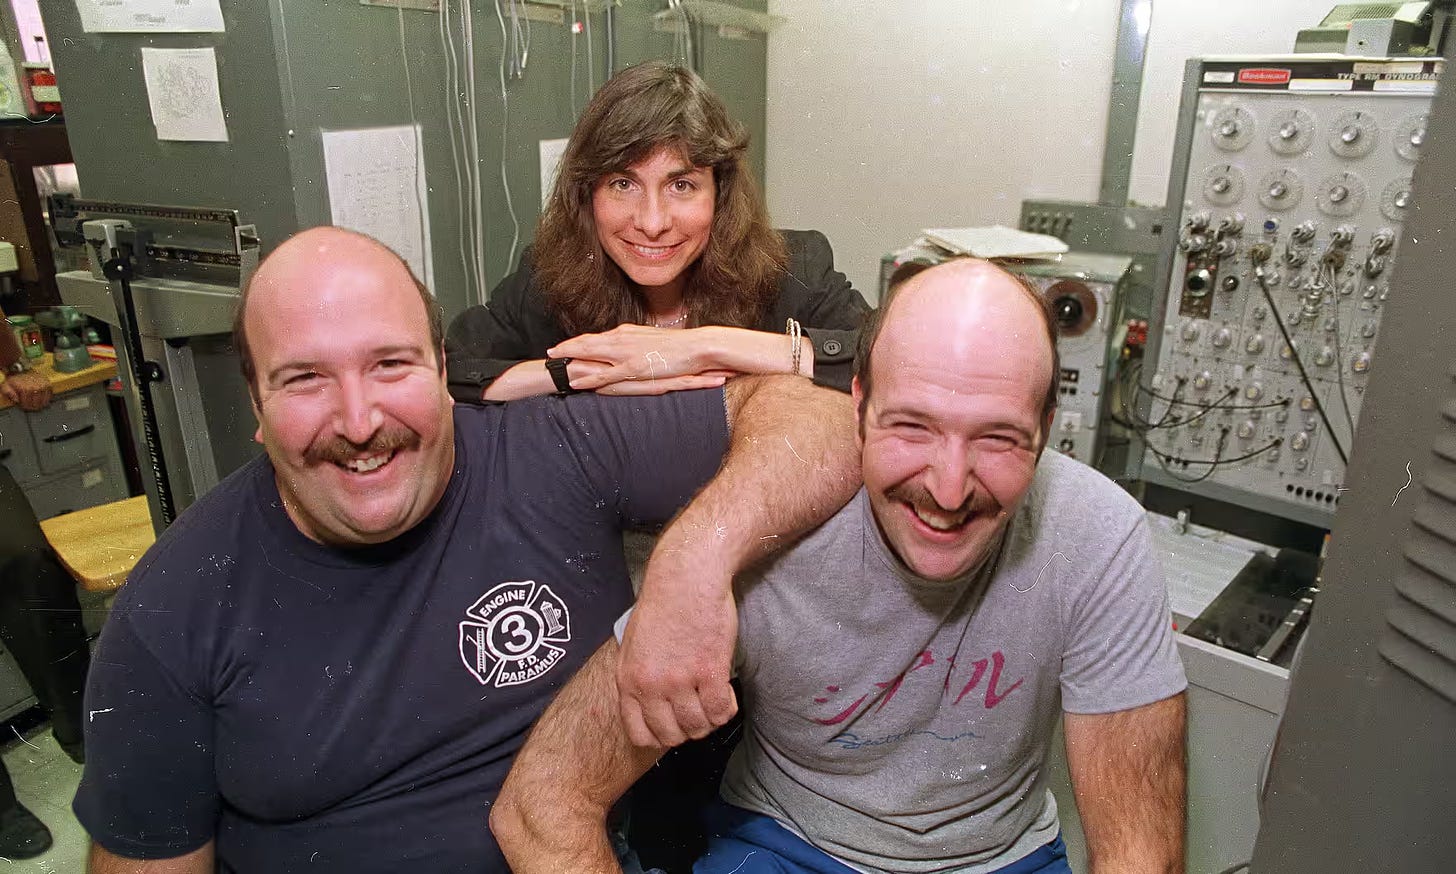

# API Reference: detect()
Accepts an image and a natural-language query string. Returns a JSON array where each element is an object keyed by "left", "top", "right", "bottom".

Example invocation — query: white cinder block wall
[{"left": 764, "top": 0, "right": 1337, "bottom": 299}]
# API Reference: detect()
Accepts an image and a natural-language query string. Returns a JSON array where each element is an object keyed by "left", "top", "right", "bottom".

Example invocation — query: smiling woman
[{"left": 445, "top": 61, "right": 871, "bottom": 403}]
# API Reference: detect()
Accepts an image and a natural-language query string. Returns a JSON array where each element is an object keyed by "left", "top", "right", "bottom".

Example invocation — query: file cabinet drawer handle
[{"left": 42, "top": 425, "right": 96, "bottom": 444}]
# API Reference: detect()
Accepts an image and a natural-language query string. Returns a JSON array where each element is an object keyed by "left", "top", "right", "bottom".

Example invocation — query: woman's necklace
[{"left": 651, "top": 310, "right": 689, "bottom": 328}]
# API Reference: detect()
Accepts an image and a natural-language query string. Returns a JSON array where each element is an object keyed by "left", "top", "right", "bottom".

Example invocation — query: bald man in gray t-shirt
[{"left": 716, "top": 451, "right": 1185, "bottom": 873}]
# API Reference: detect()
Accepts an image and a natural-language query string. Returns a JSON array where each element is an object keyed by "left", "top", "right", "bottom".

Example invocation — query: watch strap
[{"left": 545, "top": 356, "right": 576, "bottom": 395}]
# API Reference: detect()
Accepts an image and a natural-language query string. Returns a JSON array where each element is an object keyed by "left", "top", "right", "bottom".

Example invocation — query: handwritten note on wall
[
  {"left": 539, "top": 138, "right": 569, "bottom": 207},
  {"left": 140, "top": 47, "right": 229, "bottom": 142},
  {"left": 77, "top": 0, "right": 225, "bottom": 33},
  {"left": 321, "top": 126, "right": 435, "bottom": 290}
]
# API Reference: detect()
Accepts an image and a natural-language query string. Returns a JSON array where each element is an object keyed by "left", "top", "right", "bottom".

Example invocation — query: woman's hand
[
  {"left": 569, "top": 356, "right": 733, "bottom": 396},
  {"left": 550, "top": 325, "right": 722, "bottom": 392}
]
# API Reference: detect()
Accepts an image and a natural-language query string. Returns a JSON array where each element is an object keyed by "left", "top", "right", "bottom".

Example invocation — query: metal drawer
[
  {"left": 26, "top": 384, "right": 108, "bottom": 474},
  {"left": 22, "top": 457, "right": 128, "bottom": 520},
  {"left": 0, "top": 405, "right": 40, "bottom": 480}
]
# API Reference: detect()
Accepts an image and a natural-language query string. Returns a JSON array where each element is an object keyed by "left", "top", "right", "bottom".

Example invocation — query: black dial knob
[{"left": 1054, "top": 296, "right": 1084, "bottom": 331}]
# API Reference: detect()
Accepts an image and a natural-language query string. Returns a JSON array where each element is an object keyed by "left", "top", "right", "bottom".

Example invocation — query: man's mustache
[
  {"left": 885, "top": 482, "right": 981, "bottom": 517},
  {"left": 304, "top": 427, "right": 420, "bottom": 466}
]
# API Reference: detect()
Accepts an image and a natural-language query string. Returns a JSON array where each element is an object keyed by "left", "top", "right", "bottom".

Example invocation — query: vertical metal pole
[{"left": 1099, "top": 0, "right": 1152, "bottom": 206}]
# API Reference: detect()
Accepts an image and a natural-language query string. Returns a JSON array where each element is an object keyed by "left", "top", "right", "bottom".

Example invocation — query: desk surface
[
  {"left": 39, "top": 494, "right": 154, "bottom": 592},
  {"left": 0, "top": 352, "right": 116, "bottom": 410}
]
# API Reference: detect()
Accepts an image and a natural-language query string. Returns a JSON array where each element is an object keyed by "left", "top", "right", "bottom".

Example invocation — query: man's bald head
[
  {"left": 233, "top": 227, "right": 443, "bottom": 401},
  {"left": 854, "top": 259, "right": 1060, "bottom": 440}
]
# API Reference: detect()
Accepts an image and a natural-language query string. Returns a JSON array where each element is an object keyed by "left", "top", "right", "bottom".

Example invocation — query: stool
[{"left": 39, "top": 495, "right": 155, "bottom": 592}]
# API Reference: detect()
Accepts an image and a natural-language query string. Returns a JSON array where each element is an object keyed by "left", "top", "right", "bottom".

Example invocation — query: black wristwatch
[{"left": 545, "top": 356, "right": 577, "bottom": 395}]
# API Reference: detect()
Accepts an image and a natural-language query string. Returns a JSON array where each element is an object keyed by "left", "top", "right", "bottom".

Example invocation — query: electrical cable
[
  {"left": 569, "top": 0, "right": 579, "bottom": 117},
  {"left": 1148, "top": 434, "right": 1283, "bottom": 468},
  {"left": 1213, "top": 862, "right": 1251, "bottom": 874},
  {"left": 439, "top": 0, "right": 479, "bottom": 305},
  {"left": 1131, "top": 370, "right": 1290, "bottom": 410},
  {"left": 1320, "top": 260, "right": 1358, "bottom": 441},
  {"left": 1148, "top": 373, "right": 1186, "bottom": 427},
  {"left": 398, "top": 3, "right": 428, "bottom": 289},
  {"left": 463, "top": 0, "right": 489, "bottom": 300},
  {"left": 1254, "top": 266, "right": 1349, "bottom": 465},
  {"left": 1127, "top": 387, "right": 1240, "bottom": 431},
  {"left": 1145, "top": 427, "right": 1232, "bottom": 484},
  {"left": 681, "top": 0, "right": 697, "bottom": 71},
  {"left": 521, "top": 0, "right": 532, "bottom": 75},
  {"left": 494, "top": 0, "right": 522, "bottom": 278},
  {"left": 584, "top": 1, "right": 595, "bottom": 94}
]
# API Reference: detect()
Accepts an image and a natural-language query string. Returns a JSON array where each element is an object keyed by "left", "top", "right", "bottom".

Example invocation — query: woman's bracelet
[{"left": 786, "top": 318, "right": 802, "bottom": 376}]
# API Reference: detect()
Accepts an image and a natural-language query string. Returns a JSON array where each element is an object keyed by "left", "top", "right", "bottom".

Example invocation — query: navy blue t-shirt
[{"left": 73, "top": 389, "right": 729, "bottom": 872}]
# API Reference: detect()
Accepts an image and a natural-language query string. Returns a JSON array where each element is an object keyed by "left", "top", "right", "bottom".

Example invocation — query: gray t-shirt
[{"left": 720, "top": 451, "right": 1187, "bottom": 873}]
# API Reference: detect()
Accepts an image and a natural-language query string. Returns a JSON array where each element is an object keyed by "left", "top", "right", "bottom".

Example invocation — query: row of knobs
[
  {"left": 1178, "top": 385, "right": 1322, "bottom": 465},
  {"left": 1213, "top": 106, "right": 1425, "bottom": 161},
  {"left": 1180, "top": 321, "right": 1374, "bottom": 373}
]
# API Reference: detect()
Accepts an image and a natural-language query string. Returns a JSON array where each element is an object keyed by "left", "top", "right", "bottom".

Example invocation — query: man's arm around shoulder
[
  {"left": 89, "top": 841, "right": 215, "bottom": 874},
  {"left": 618, "top": 374, "right": 860, "bottom": 747},
  {"left": 491, "top": 638, "right": 659, "bottom": 874},
  {"left": 1064, "top": 692, "right": 1187, "bottom": 874}
]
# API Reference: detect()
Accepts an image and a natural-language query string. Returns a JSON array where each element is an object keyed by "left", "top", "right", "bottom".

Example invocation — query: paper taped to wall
[
  {"left": 322, "top": 125, "right": 435, "bottom": 291},
  {"left": 77, "top": 0, "right": 225, "bottom": 33},
  {"left": 140, "top": 47, "right": 229, "bottom": 143},
  {"left": 539, "top": 138, "right": 569, "bottom": 207}
]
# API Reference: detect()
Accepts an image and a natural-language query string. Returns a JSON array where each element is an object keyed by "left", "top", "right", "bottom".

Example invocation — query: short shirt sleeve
[
  {"left": 72, "top": 611, "right": 219, "bottom": 858},
  {"left": 544, "top": 387, "right": 730, "bottom": 530},
  {"left": 1060, "top": 515, "right": 1188, "bottom": 714}
]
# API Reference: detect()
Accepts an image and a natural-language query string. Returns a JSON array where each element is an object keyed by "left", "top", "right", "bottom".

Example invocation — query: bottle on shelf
[{"left": 22, "top": 36, "right": 60, "bottom": 118}]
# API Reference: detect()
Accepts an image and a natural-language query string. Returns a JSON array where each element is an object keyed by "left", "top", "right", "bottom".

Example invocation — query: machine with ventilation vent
[{"left": 1249, "top": 35, "right": 1456, "bottom": 871}]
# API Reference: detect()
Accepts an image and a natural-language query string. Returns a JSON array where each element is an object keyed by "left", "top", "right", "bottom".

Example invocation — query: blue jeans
[{"left": 692, "top": 802, "right": 1071, "bottom": 874}]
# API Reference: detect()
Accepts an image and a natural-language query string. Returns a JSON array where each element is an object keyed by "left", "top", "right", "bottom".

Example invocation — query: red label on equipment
[{"left": 1238, "top": 68, "right": 1292, "bottom": 84}]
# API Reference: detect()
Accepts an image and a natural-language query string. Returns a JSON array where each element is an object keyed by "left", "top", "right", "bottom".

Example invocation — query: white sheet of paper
[
  {"left": 76, "top": 0, "right": 224, "bottom": 33},
  {"left": 322, "top": 125, "right": 434, "bottom": 290},
  {"left": 539, "top": 137, "right": 569, "bottom": 207},
  {"left": 921, "top": 225, "right": 1070, "bottom": 260},
  {"left": 140, "top": 48, "right": 229, "bottom": 142}
]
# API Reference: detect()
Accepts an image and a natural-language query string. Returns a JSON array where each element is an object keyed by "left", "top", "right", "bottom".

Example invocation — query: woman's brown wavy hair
[{"left": 533, "top": 61, "right": 787, "bottom": 334}]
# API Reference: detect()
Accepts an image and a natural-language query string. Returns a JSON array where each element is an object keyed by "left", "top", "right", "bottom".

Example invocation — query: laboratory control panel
[{"left": 1143, "top": 57, "right": 1439, "bottom": 524}]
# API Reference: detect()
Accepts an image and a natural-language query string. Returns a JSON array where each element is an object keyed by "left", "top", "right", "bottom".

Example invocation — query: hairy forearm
[
  {"left": 653, "top": 374, "right": 857, "bottom": 572},
  {"left": 700, "top": 326, "right": 816, "bottom": 380},
  {"left": 492, "top": 640, "right": 661, "bottom": 874},
  {"left": 88, "top": 841, "right": 215, "bottom": 874},
  {"left": 1065, "top": 694, "right": 1187, "bottom": 874}
]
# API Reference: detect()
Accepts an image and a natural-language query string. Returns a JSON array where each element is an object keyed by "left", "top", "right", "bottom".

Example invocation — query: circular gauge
[
  {"left": 1258, "top": 168, "right": 1303, "bottom": 211},
  {"left": 1210, "top": 106, "right": 1256, "bottom": 151},
  {"left": 1394, "top": 113, "right": 1428, "bottom": 161},
  {"left": 1044, "top": 280, "right": 1098, "bottom": 339},
  {"left": 1328, "top": 111, "right": 1379, "bottom": 158},
  {"left": 1268, "top": 109, "right": 1314, "bottom": 155},
  {"left": 1381, "top": 177, "right": 1414, "bottom": 222},
  {"left": 1317, "top": 171, "right": 1367, "bottom": 217},
  {"left": 1202, "top": 164, "right": 1246, "bottom": 206}
]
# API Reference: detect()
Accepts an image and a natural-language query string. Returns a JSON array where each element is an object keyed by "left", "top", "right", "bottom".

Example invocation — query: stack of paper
[{"left": 921, "top": 225, "right": 1069, "bottom": 261}]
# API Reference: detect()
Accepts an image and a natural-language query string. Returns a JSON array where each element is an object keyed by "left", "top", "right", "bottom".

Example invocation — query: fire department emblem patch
[{"left": 459, "top": 581, "right": 572, "bottom": 687}]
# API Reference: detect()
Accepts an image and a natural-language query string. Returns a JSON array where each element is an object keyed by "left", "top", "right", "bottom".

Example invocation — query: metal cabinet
[
  {"left": 0, "top": 381, "right": 127, "bottom": 720},
  {"left": 3, "top": 383, "right": 127, "bottom": 515}
]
